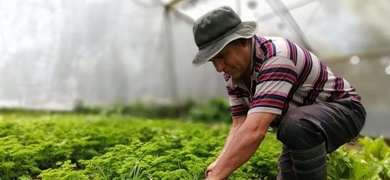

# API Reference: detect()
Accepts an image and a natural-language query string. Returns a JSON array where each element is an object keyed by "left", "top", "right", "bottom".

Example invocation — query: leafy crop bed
[
  {"left": 0, "top": 114, "right": 281, "bottom": 179},
  {"left": 0, "top": 114, "right": 389, "bottom": 180}
]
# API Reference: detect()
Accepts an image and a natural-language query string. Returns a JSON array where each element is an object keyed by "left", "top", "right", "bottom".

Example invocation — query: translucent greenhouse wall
[
  {"left": 0, "top": 1, "right": 227, "bottom": 110},
  {"left": 0, "top": 0, "right": 389, "bottom": 138}
]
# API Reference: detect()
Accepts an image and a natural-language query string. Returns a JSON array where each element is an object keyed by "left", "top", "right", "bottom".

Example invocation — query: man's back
[{"left": 225, "top": 35, "right": 361, "bottom": 116}]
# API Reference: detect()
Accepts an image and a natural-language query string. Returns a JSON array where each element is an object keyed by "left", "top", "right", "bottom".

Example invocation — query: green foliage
[
  {"left": 72, "top": 97, "right": 233, "bottom": 123},
  {"left": 39, "top": 160, "right": 89, "bottom": 180},
  {"left": 327, "top": 136, "right": 390, "bottom": 180},
  {"left": 0, "top": 114, "right": 281, "bottom": 179},
  {"left": 1, "top": 97, "right": 233, "bottom": 123},
  {"left": 1, "top": 112, "right": 389, "bottom": 180},
  {"left": 73, "top": 100, "right": 102, "bottom": 115},
  {"left": 0, "top": 135, "right": 41, "bottom": 179},
  {"left": 73, "top": 99, "right": 197, "bottom": 120},
  {"left": 232, "top": 134, "right": 280, "bottom": 179},
  {"left": 187, "top": 97, "right": 231, "bottom": 123}
]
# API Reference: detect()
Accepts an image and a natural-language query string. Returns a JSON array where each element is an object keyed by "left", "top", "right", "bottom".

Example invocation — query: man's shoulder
[
  {"left": 262, "top": 35, "right": 284, "bottom": 40},
  {"left": 254, "top": 36, "right": 291, "bottom": 60},
  {"left": 257, "top": 36, "right": 294, "bottom": 47},
  {"left": 257, "top": 35, "right": 286, "bottom": 43}
]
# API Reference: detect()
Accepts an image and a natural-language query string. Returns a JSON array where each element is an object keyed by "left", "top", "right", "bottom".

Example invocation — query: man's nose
[{"left": 213, "top": 59, "right": 225, "bottom": 73}]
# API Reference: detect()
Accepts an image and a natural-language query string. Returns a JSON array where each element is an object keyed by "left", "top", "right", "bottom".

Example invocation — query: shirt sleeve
[
  {"left": 248, "top": 56, "right": 298, "bottom": 115},
  {"left": 226, "top": 85, "right": 249, "bottom": 118}
]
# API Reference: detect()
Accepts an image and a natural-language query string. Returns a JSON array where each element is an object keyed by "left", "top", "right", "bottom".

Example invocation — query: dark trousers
[{"left": 274, "top": 98, "right": 366, "bottom": 180}]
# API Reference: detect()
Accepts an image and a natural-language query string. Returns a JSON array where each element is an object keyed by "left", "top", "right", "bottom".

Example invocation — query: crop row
[
  {"left": 0, "top": 114, "right": 389, "bottom": 179},
  {"left": 0, "top": 114, "right": 280, "bottom": 179}
]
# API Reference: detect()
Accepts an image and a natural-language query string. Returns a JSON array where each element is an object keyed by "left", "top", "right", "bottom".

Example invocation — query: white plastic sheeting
[
  {"left": 0, "top": 0, "right": 227, "bottom": 110},
  {"left": 0, "top": 0, "right": 389, "bottom": 137}
]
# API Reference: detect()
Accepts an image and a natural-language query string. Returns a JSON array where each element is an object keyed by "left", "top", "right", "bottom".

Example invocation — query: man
[{"left": 191, "top": 6, "right": 366, "bottom": 180}]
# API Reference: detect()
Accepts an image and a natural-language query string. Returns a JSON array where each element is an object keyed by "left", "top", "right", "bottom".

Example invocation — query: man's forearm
[
  {"left": 214, "top": 127, "right": 240, "bottom": 162},
  {"left": 214, "top": 116, "right": 246, "bottom": 162},
  {"left": 210, "top": 126, "right": 266, "bottom": 179},
  {"left": 207, "top": 113, "right": 276, "bottom": 180}
]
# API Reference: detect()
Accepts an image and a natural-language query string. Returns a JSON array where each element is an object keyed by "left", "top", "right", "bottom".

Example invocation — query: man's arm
[
  {"left": 212, "top": 116, "right": 246, "bottom": 163},
  {"left": 207, "top": 112, "right": 276, "bottom": 179}
]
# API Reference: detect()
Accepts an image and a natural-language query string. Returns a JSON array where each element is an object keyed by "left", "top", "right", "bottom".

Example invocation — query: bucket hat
[{"left": 192, "top": 6, "right": 258, "bottom": 66}]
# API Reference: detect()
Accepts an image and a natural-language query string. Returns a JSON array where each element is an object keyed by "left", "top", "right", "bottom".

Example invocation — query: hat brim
[{"left": 192, "top": 21, "right": 258, "bottom": 67}]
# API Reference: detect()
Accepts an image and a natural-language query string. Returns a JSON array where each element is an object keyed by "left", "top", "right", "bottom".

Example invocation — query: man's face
[{"left": 211, "top": 41, "right": 251, "bottom": 80}]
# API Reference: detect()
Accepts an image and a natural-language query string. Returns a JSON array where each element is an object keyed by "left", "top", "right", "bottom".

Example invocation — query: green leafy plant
[
  {"left": 1, "top": 112, "right": 389, "bottom": 179},
  {"left": 0, "top": 114, "right": 280, "bottom": 179},
  {"left": 188, "top": 97, "right": 232, "bottom": 123},
  {"left": 327, "top": 136, "right": 390, "bottom": 180}
]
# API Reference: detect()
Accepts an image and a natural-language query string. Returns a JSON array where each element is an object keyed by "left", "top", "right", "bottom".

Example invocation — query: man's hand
[
  {"left": 205, "top": 161, "right": 217, "bottom": 178},
  {"left": 206, "top": 161, "right": 229, "bottom": 180}
]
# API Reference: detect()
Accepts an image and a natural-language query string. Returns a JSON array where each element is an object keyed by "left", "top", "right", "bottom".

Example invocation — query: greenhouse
[{"left": 0, "top": 0, "right": 389, "bottom": 179}]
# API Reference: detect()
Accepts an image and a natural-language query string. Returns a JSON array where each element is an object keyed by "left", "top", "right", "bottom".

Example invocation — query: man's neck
[{"left": 244, "top": 38, "right": 255, "bottom": 87}]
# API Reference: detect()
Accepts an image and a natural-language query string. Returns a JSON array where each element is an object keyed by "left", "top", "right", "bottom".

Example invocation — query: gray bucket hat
[{"left": 192, "top": 6, "right": 258, "bottom": 67}]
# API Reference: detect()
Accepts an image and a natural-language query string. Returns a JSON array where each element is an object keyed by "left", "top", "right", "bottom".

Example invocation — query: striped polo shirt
[{"left": 225, "top": 36, "right": 361, "bottom": 118}]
